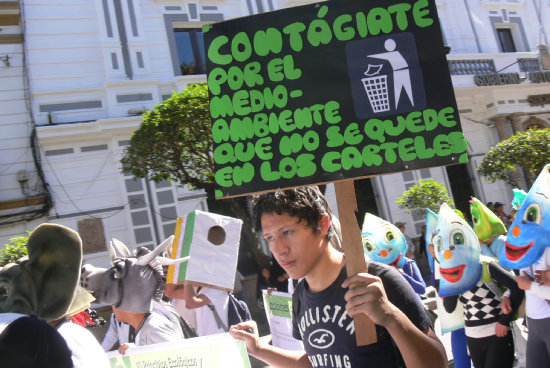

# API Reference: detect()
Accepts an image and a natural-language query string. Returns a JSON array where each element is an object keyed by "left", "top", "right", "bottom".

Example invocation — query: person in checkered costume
[{"left": 428, "top": 204, "right": 524, "bottom": 368}]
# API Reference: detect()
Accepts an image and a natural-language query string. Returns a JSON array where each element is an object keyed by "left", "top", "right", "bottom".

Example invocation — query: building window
[
  {"left": 496, "top": 28, "right": 516, "bottom": 52},
  {"left": 174, "top": 28, "right": 205, "bottom": 75}
]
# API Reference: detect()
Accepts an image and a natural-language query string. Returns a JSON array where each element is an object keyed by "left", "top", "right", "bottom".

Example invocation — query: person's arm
[
  {"left": 442, "top": 295, "right": 458, "bottom": 314},
  {"left": 342, "top": 272, "right": 447, "bottom": 368},
  {"left": 183, "top": 284, "right": 212, "bottom": 309},
  {"left": 487, "top": 262, "right": 524, "bottom": 327},
  {"left": 230, "top": 320, "right": 311, "bottom": 368},
  {"left": 534, "top": 267, "right": 550, "bottom": 285},
  {"left": 401, "top": 261, "right": 426, "bottom": 295},
  {"left": 164, "top": 283, "right": 185, "bottom": 299},
  {"left": 515, "top": 268, "right": 550, "bottom": 300}
]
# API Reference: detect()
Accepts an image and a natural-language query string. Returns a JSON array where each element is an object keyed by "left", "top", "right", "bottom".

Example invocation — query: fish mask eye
[
  {"left": 450, "top": 230, "right": 465, "bottom": 246},
  {"left": 524, "top": 203, "right": 542, "bottom": 225},
  {"left": 362, "top": 234, "right": 376, "bottom": 252},
  {"left": 385, "top": 231, "right": 396, "bottom": 242}
]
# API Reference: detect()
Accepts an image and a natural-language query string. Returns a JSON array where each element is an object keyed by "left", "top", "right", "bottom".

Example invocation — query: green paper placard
[{"left": 108, "top": 334, "right": 251, "bottom": 368}]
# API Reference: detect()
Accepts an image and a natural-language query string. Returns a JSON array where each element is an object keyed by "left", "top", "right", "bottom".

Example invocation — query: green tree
[
  {"left": 121, "top": 83, "right": 214, "bottom": 188},
  {"left": 396, "top": 179, "right": 455, "bottom": 214},
  {"left": 477, "top": 128, "right": 550, "bottom": 189},
  {"left": 121, "top": 83, "right": 263, "bottom": 271},
  {"left": 0, "top": 232, "right": 30, "bottom": 266}
]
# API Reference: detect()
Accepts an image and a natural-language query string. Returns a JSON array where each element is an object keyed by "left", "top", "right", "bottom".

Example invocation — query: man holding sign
[{"left": 230, "top": 186, "right": 446, "bottom": 368}]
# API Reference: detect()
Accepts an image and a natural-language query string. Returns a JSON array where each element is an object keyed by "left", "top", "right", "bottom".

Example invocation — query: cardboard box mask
[{"left": 167, "top": 210, "right": 242, "bottom": 291}]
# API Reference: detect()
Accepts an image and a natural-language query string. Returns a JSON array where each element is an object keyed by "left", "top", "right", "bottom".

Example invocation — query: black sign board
[{"left": 204, "top": 0, "right": 468, "bottom": 198}]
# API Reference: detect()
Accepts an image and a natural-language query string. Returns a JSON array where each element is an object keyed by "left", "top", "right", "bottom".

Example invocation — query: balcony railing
[
  {"left": 447, "top": 53, "right": 544, "bottom": 76},
  {"left": 518, "top": 58, "right": 540, "bottom": 73},
  {"left": 448, "top": 58, "right": 541, "bottom": 75},
  {"left": 445, "top": 52, "right": 550, "bottom": 87},
  {"left": 448, "top": 59, "right": 496, "bottom": 75}
]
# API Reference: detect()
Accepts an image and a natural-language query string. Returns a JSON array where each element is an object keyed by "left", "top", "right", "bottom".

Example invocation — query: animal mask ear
[
  {"left": 0, "top": 224, "right": 82, "bottom": 321},
  {"left": 109, "top": 239, "right": 131, "bottom": 265}
]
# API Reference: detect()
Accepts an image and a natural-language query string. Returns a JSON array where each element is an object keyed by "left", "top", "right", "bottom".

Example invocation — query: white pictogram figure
[{"left": 367, "top": 38, "right": 414, "bottom": 110}]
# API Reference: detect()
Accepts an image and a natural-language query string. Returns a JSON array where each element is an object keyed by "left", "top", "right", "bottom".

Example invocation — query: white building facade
[{"left": 0, "top": 0, "right": 549, "bottom": 268}]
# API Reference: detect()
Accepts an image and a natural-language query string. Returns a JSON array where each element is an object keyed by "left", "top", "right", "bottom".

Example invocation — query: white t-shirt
[
  {"left": 522, "top": 247, "right": 550, "bottom": 319},
  {"left": 101, "top": 313, "right": 130, "bottom": 351},
  {"left": 194, "top": 287, "right": 229, "bottom": 336},
  {"left": 57, "top": 320, "right": 111, "bottom": 368},
  {"left": 172, "top": 298, "right": 196, "bottom": 330},
  {"left": 135, "top": 310, "right": 184, "bottom": 346}
]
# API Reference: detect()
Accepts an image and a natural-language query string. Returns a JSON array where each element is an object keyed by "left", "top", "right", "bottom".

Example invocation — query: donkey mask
[{"left": 81, "top": 236, "right": 188, "bottom": 313}]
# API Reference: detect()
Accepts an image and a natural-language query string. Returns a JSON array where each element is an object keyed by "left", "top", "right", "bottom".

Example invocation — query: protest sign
[
  {"left": 107, "top": 334, "right": 250, "bottom": 368},
  {"left": 167, "top": 210, "right": 242, "bottom": 291},
  {"left": 262, "top": 290, "right": 304, "bottom": 351},
  {"left": 204, "top": 0, "right": 467, "bottom": 198},
  {"left": 204, "top": 0, "right": 465, "bottom": 345}
]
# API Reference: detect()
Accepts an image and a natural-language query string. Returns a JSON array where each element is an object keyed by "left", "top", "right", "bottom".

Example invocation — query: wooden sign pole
[{"left": 334, "top": 179, "right": 378, "bottom": 346}]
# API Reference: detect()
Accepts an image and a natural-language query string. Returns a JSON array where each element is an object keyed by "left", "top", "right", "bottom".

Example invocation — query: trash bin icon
[{"left": 361, "top": 64, "right": 390, "bottom": 113}]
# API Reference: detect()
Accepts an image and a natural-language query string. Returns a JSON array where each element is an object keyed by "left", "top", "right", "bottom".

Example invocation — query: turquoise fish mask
[
  {"left": 512, "top": 188, "right": 528, "bottom": 211},
  {"left": 501, "top": 164, "right": 550, "bottom": 269},
  {"left": 361, "top": 213, "right": 406, "bottom": 268},
  {"left": 429, "top": 203, "right": 481, "bottom": 297}
]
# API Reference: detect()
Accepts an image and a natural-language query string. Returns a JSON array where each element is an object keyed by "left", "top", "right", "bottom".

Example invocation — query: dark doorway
[
  {"left": 496, "top": 28, "right": 516, "bottom": 52},
  {"left": 354, "top": 178, "right": 379, "bottom": 227},
  {"left": 445, "top": 163, "right": 476, "bottom": 224}
]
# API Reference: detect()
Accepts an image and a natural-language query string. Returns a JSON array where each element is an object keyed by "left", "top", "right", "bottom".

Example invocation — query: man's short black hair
[{"left": 251, "top": 186, "right": 334, "bottom": 240}]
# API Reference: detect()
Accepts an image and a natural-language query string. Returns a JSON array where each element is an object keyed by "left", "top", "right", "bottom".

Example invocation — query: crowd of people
[{"left": 0, "top": 178, "right": 548, "bottom": 368}]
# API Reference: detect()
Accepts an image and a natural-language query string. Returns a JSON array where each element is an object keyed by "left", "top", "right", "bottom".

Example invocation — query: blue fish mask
[
  {"left": 428, "top": 203, "right": 481, "bottom": 297},
  {"left": 361, "top": 213, "right": 407, "bottom": 268},
  {"left": 501, "top": 164, "right": 550, "bottom": 269}
]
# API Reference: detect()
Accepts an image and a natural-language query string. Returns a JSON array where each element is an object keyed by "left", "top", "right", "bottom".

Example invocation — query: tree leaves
[
  {"left": 121, "top": 83, "right": 214, "bottom": 190},
  {"left": 0, "top": 232, "right": 30, "bottom": 266},
  {"left": 477, "top": 128, "right": 550, "bottom": 188},
  {"left": 396, "top": 179, "right": 455, "bottom": 213}
]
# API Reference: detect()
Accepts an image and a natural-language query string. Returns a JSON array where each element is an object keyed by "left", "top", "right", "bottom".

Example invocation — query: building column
[
  {"left": 490, "top": 115, "right": 513, "bottom": 141},
  {"left": 490, "top": 115, "right": 528, "bottom": 190},
  {"left": 507, "top": 113, "right": 529, "bottom": 190},
  {"left": 508, "top": 113, "right": 525, "bottom": 133}
]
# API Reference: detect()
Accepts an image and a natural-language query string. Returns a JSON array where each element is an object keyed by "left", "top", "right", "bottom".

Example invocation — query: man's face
[{"left": 261, "top": 212, "right": 328, "bottom": 280}]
